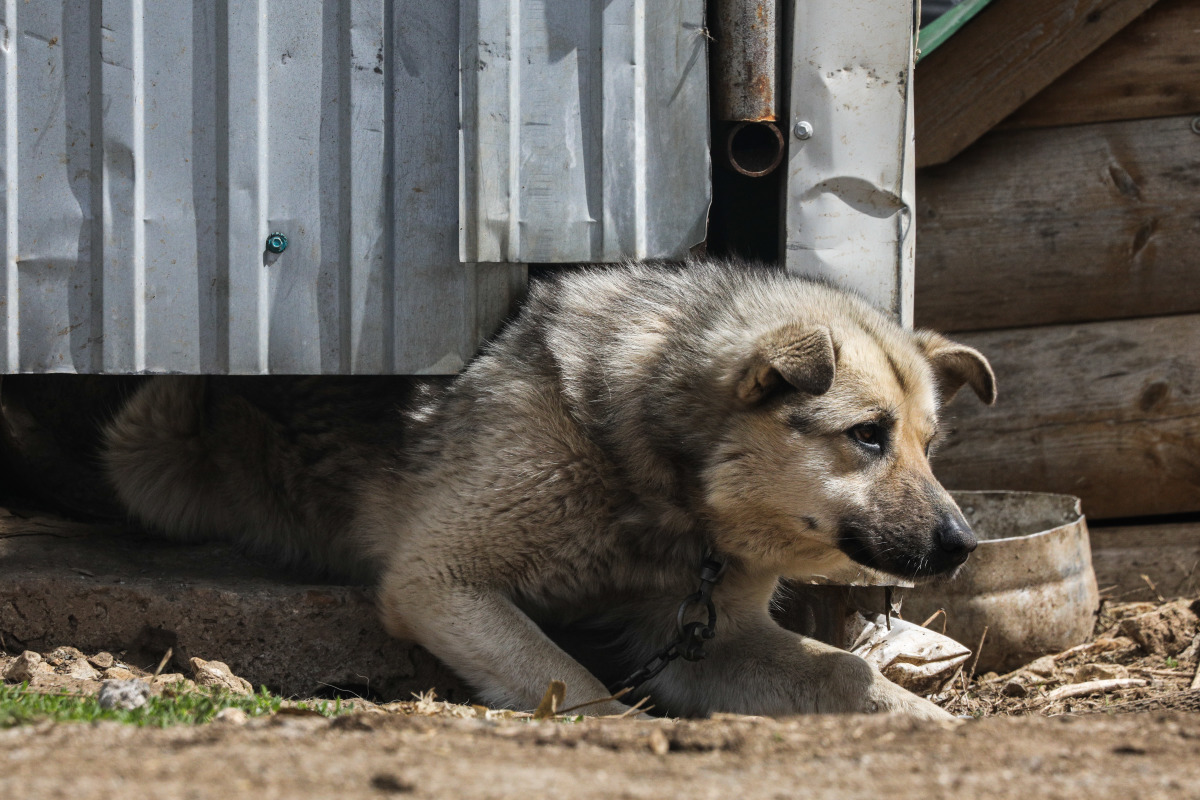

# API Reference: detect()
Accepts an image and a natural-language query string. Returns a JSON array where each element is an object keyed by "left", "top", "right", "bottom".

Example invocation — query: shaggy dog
[{"left": 103, "top": 260, "right": 994, "bottom": 718}]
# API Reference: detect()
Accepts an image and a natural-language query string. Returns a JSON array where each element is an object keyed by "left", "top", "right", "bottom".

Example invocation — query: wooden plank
[
  {"left": 914, "top": 115, "right": 1200, "bottom": 333},
  {"left": 1090, "top": 523, "right": 1200, "bottom": 600},
  {"left": 1004, "top": 0, "right": 1200, "bottom": 130},
  {"left": 915, "top": 0, "right": 1160, "bottom": 168},
  {"left": 933, "top": 314, "right": 1200, "bottom": 521}
]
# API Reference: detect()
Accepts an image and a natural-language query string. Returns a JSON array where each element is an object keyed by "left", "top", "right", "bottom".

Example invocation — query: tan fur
[{"left": 103, "top": 260, "right": 994, "bottom": 719}]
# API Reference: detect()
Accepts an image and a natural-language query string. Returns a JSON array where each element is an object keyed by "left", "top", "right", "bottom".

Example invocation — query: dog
[{"left": 102, "top": 258, "right": 995, "bottom": 719}]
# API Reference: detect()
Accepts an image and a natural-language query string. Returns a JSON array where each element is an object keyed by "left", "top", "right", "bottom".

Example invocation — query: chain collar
[{"left": 608, "top": 552, "right": 728, "bottom": 695}]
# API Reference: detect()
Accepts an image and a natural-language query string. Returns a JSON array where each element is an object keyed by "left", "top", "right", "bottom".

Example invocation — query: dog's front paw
[
  {"left": 861, "top": 672, "right": 953, "bottom": 720},
  {"left": 815, "top": 651, "right": 952, "bottom": 720}
]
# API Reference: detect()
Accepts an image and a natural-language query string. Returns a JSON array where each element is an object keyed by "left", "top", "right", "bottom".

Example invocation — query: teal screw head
[{"left": 265, "top": 232, "right": 288, "bottom": 254}]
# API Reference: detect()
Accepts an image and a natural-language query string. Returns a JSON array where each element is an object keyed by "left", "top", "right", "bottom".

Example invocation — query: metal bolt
[
  {"left": 793, "top": 120, "right": 813, "bottom": 140},
  {"left": 1191, "top": 117, "right": 1200, "bottom": 135},
  {"left": 265, "top": 232, "right": 288, "bottom": 254}
]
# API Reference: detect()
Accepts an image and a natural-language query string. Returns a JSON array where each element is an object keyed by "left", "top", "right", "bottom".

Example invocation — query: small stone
[
  {"left": 1025, "top": 656, "right": 1057, "bottom": 678},
  {"left": 190, "top": 657, "right": 253, "bottom": 695},
  {"left": 88, "top": 652, "right": 115, "bottom": 669},
  {"left": 647, "top": 727, "right": 670, "bottom": 756},
  {"left": 46, "top": 646, "right": 86, "bottom": 667},
  {"left": 98, "top": 679, "right": 151, "bottom": 710},
  {"left": 1073, "top": 663, "right": 1128, "bottom": 683},
  {"left": 67, "top": 660, "right": 102, "bottom": 681},
  {"left": 213, "top": 707, "right": 250, "bottom": 725},
  {"left": 103, "top": 666, "right": 137, "bottom": 681},
  {"left": 3, "top": 651, "right": 50, "bottom": 683},
  {"left": 1119, "top": 602, "right": 1199, "bottom": 656},
  {"left": 1001, "top": 680, "right": 1028, "bottom": 698}
]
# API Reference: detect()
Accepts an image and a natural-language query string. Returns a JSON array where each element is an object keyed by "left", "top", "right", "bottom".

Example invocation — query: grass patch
[{"left": 0, "top": 683, "right": 348, "bottom": 728}]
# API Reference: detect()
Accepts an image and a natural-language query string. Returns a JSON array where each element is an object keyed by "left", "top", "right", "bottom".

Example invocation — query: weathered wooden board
[
  {"left": 1004, "top": 0, "right": 1200, "bottom": 130},
  {"left": 933, "top": 314, "right": 1200, "bottom": 521},
  {"left": 915, "top": 0, "right": 1160, "bottom": 167},
  {"left": 1090, "top": 523, "right": 1200, "bottom": 600},
  {"left": 914, "top": 115, "right": 1200, "bottom": 333}
]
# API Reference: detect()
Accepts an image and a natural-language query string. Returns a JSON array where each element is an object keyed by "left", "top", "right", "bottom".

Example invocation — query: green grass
[{"left": 0, "top": 683, "right": 348, "bottom": 728}]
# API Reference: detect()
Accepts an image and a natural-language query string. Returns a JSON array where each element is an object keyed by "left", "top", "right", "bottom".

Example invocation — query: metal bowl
[{"left": 902, "top": 490, "right": 1100, "bottom": 674}]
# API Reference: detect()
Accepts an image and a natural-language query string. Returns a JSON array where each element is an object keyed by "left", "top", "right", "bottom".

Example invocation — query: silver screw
[
  {"left": 793, "top": 120, "right": 813, "bottom": 140},
  {"left": 1191, "top": 117, "right": 1200, "bottom": 135}
]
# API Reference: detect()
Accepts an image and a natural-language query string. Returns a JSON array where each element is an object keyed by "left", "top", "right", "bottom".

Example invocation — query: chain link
[{"left": 608, "top": 554, "right": 727, "bottom": 695}]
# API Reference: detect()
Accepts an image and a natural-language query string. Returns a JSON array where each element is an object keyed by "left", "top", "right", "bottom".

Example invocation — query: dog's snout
[{"left": 935, "top": 512, "right": 977, "bottom": 563}]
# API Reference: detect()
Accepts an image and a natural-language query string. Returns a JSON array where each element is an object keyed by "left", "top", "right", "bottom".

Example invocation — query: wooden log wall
[{"left": 915, "top": 0, "right": 1200, "bottom": 525}]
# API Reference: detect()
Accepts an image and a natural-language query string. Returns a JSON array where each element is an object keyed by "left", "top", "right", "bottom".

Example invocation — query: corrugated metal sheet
[
  {"left": 1, "top": 0, "right": 917, "bottom": 372},
  {"left": 0, "top": 0, "right": 526, "bottom": 374},
  {"left": 458, "top": 0, "right": 711, "bottom": 263},
  {"left": 783, "top": 0, "right": 917, "bottom": 326}
]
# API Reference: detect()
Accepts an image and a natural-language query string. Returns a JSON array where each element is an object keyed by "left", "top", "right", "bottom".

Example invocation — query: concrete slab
[{"left": 0, "top": 509, "right": 465, "bottom": 701}]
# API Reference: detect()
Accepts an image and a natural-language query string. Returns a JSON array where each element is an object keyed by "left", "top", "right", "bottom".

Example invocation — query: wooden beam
[
  {"left": 915, "top": 0, "right": 1161, "bottom": 168},
  {"left": 1004, "top": 0, "right": 1200, "bottom": 130},
  {"left": 933, "top": 314, "right": 1200, "bottom": 521},
  {"left": 915, "top": 115, "right": 1200, "bottom": 333},
  {"left": 1090, "top": 523, "right": 1200, "bottom": 600}
]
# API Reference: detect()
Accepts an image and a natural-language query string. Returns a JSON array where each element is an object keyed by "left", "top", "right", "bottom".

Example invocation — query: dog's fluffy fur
[{"left": 103, "top": 259, "right": 995, "bottom": 718}]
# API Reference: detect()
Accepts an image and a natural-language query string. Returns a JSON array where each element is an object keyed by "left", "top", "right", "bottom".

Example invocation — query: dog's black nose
[{"left": 934, "top": 512, "right": 977, "bottom": 564}]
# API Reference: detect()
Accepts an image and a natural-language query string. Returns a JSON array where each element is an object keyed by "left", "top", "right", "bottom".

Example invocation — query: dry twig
[
  {"left": 967, "top": 626, "right": 988, "bottom": 683},
  {"left": 1045, "top": 678, "right": 1148, "bottom": 702},
  {"left": 920, "top": 609, "right": 946, "bottom": 633}
]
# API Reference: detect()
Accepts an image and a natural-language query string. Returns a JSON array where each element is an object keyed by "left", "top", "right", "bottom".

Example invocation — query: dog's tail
[{"left": 102, "top": 377, "right": 234, "bottom": 541}]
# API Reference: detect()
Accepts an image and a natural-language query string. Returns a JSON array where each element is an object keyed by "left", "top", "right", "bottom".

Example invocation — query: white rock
[{"left": 98, "top": 679, "right": 151, "bottom": 710}]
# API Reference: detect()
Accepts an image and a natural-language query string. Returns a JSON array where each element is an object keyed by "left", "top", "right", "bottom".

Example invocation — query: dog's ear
[
  {"left": 736, "top": 325, "right": 836, "bottom": 404},
  {"left": 917, "top": 331, "right": 997, "bottom": 405}
]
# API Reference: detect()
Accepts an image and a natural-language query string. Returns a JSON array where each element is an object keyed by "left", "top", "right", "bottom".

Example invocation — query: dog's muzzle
[
  {"left": 930, "top": 510, "right": 978, "bottom": 572},
  {"left": 837, "top": 508, "right": 979, "bottom": 579}
]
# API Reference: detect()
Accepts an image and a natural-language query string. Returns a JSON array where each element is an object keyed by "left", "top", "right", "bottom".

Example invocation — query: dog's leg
[
  {"left": 377, "top": 580, "right": 631, "bottom": 716},
  {"left": 642, "top": 610, "right": 952, "bottom": 720}
]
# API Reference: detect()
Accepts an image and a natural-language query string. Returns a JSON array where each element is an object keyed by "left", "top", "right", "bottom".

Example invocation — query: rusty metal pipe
[
  {"left": 712, "top": 0, "right": 778, "bottom": 123},
  {"left": 723, "top": 120, "right": 785, "bottom": 177}
]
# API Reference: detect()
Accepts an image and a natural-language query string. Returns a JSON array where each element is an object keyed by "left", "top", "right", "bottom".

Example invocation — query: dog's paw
[
  {"left": 812, "top": 650, "right": 952, "bottom": 720},
  {"left": 863, "top": 676, "right": 953, "bottom": 721}
]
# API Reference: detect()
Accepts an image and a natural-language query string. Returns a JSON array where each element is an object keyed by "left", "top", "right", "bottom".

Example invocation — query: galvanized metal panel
[
  {"left": 0, "top": 0, "right": 523, "bottom": 374},
  {"left": 459, "top": 0, "right": 710, "bottom": 263},
  {"left": 783, "top": 0, "right": 917, "bottom": 325}
]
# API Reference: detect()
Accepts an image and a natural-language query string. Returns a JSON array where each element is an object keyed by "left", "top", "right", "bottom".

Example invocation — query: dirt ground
[
  {"left": 4, "top": 705, "right": 1200, "bottom": 798},
  {"left": 4, "top": 595, "right": 1200, "bottom": 797}
]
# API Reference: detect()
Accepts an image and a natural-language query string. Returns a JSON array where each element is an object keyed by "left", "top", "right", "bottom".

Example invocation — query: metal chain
[{"left": 608, "top": 553, "right": 728, "bottom": 695}]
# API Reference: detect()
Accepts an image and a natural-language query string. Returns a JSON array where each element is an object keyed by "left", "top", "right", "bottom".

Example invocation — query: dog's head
[{"left": 703, "top": 304, "right": 995, "bottom": 583}]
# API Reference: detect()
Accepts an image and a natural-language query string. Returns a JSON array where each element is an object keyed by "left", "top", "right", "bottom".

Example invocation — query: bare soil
[
  {"left": 4, "top": 704, "right": 1200, "bottom": 798},
  {"left": 4, "top": 595, "right": 1200, "bottom": 797}
]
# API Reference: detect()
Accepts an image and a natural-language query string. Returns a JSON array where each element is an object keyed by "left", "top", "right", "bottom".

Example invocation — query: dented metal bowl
[{"left": 903, "top": 491, "right": 1100, "bottom": 674}]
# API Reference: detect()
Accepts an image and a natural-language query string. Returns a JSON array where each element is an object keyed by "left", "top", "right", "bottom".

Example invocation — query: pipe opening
[{"left": 724, "top": 121, "right": 785, "bottom": 178}]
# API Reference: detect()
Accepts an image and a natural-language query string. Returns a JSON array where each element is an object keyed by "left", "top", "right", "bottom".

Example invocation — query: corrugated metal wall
[
  {"left": 0, "top": 0, "right": 708, "bottom": 374},
  {"left": 459, "top": 0, "right": 710, "bottom": 263},
  {"left": 783, "top": 0, "right": 917, "bottom": 325}
]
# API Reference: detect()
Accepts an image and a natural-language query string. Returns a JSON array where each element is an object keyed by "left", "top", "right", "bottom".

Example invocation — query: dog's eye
[{"left": 848, "top": 423, "right": 883, "bottom": 451}]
